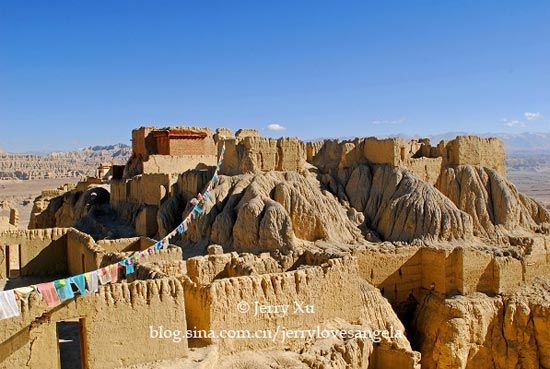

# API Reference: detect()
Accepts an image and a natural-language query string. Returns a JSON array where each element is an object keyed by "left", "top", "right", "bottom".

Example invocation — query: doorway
[{"left": 57, "top": 318, "right": 87, "bottom": 369}]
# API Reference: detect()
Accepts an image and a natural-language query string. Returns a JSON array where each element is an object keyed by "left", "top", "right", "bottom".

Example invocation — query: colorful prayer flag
[
  {"left": 70, "top": 275, "right": 87, "bottom": 296},
  {"left": 85, "top": 271, "right": 99, "bottom": 293},
  {"left": 0, "top": 290, "right": 20, "bottom": 320},
  {"left": 14, "top": 286, "right": 34, "bottom": 304},
  {"left": 54, "top": 279, "right": 74, "bottom": 301},
  {"left": 36, "top": 282, "right": 61, "bottom": 307},
  {"left": 98, "top": 267, "right": 111, "bottom": 285}
]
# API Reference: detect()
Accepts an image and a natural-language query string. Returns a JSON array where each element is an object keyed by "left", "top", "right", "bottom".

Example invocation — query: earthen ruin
[{"left": 1, "top": 126, "right": 549, "bottom": 369}]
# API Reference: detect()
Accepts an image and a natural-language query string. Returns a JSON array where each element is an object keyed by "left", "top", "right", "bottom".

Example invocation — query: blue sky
[{"left": 1, "top": 0, "right": 549, "bottom": 152}]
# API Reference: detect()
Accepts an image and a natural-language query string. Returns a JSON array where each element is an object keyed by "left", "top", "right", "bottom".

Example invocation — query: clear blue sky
[{"left": 1, "top": 0, "right": 549, "bottom": 152}]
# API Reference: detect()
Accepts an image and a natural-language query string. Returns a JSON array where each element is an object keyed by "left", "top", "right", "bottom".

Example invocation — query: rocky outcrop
[
  {"left": 29, "top": 183, "right": 135, "bottom": 239},
  {"left": 320, "top": 164, "right": 474, "bottom": 242},
  {"left": 413, "top": 277, "right": 550, "bottom": 369},
  {"left": 158, "top": 171, "right": 369, "bottom": 254},
  {"left": 359, "top": 281, "right": 421, "bottom": 367},
  {"left": 436, "top": 166, "right": 550, "bottom": 240}
]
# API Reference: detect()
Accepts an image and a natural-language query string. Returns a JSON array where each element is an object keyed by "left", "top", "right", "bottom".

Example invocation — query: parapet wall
[
  {"left": 66, "top": 232, "right": 158, "bottom": 275},
  {"left": 186, "top": 252, "right": 234, "bottom": 284},
  {"left": 131, "top": 259, "right": 186, "bottom": 282},
  {"left": 96, "top": 236, "right": 153, "bottom": 253},
  {"left": 116, "top": 245, "right": 183, "bottom": 266}
]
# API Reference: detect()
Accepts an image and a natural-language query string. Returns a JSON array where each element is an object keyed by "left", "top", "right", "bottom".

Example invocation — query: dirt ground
[
  {"left": 0, "top": 178, "right": 79, "bottom": 228},
  {"left": 508, "top": 170, "right": 550, "bottom": 210}
]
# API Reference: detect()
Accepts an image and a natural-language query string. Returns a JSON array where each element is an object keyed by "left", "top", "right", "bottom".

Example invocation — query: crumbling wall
[
  {"left": 183, "top": 255, "right": 363, "bottom": 352},
  {"left": 0, "top": 228, "right": 70, "bottom": 277},
  {"left": 109, "top": 179, "right": 127, "bottom": 206},
  {"left": 459, "top": 248, "right": 494, "bottom": 295},
  {"left": 128, "top": 127, "right": 506, "bottom": 182},
  {"left": 131, "top": 259, "right": 186, "bottom": 282},
  {"left": 235, "top": 129, "right": 260, "bottom": 138},
  {"left": 441, "top": 136, "right": 506, "bottom": 176},
  {"left": 421, "top": 248, "right": 451, "bottom": 295},
  {"left": 308, "top": 137, "right": 442, "bottom": 184},
  {"left": 363, "top": 137, "right": 402, "bottom": 166},
  {"left": 132, "top": 127, "right": 157, "bottom": 160},
  {"left": 405, "top": 157, "right": 444, "bottom": 185},
  {"left": 493, "top": 256, "right": 523, "bottom": 294},
  {"left": 308, "top": 135, "right": 505, "bottom": 182},
  {"left": 353, "top": 245, "right": 422, "bottom": 303},
  {"left": 135, "top": 205, "right": 159, "bottom": 237},
  {"left": 122, "top": 173, "right": 174, "bottom": 206},
  {"left": 142, "top": 154, "right": 217, "bottom": 175},
  {"left": 353, "top": 243, "right": 539, "bottom": 302},
  {"left": 111, "top": 173, "right": 178, "bottom": 237},
  {"left": 0, "top": 278, "right": 187, "bottom": 369},
  {"left": 220, "top": 136, "right": 307, "bottom": 175},
  {"left": 0, "top": 228, "right": 171, "bottom": 278},
  {"left": 117, "top": 245, "right": 182, "bottom": 266},
  {"left": 523, "top": 236, "right": 550, "bottom": 283},
  {"left": 307, "top": 139, "right": 367, "bottom": 171},
  {"left": 186, "top": 252, "right": 234, "bottom": 284},
  {"left": 413, "top": 279, "right": 550, "bottom": 369},
  {"left": 186, "top": 250, "right": 295, "bottom": 285},
  {"left": 66, "top": 228, "right": 105, "bottom": 274},
  {"left": 96, "top": 236, "right": 154, "bottom": 253}
]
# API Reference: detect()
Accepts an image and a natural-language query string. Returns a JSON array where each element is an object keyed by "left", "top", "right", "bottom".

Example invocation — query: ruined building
[
  {"left": 124, "top": 126, "right": 218, "bottom": 177},
  {"left": 2, "top": 125, "right": 549, "bottom": 369}
]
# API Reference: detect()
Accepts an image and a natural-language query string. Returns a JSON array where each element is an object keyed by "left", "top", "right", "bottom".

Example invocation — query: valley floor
[{"left": 0, "top": 178, "right": 79, "bottom": 228}]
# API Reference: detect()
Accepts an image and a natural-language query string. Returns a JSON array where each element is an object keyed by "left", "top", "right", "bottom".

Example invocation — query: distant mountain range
[{"left": 0, "top": 144, "right": 131, "bottom": 180}]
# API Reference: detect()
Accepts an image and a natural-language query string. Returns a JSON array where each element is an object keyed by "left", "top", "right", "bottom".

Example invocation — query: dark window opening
[{"left": 57, "top": 318, "right": 87, "bottom": 369}]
